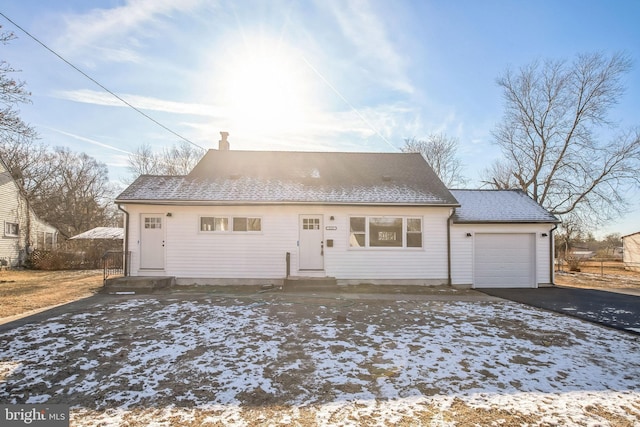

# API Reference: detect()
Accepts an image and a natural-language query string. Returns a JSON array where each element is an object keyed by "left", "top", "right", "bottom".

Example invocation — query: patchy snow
[{"left": 0, "top": 296, "right": 638, "bottom": 426}]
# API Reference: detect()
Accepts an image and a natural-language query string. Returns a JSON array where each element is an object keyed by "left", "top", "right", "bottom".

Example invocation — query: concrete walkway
[{"left": 480, "top": 286, "right": 640, "bottom": 335}]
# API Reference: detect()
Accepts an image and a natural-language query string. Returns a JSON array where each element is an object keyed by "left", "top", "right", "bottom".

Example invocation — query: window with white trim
[
  {"left": 200, "top": 217, "right": 228, "bottom": 231},
  {"left": 200, "top": 216, "right": 261, "bottom": 232},
  {"left": 349, "top": 216, "right": 422, "bottom": 248},
  {"left": 4, "top": 222, "right": 19, "bottom": 237}
]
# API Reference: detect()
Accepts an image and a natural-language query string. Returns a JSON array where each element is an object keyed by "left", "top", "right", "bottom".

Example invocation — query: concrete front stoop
[
  {"left": 103, "top": 276, "right": 175, "bottom": 294},
  {"left": 283, "top": 276, "right": 338, "bottom": 292}
]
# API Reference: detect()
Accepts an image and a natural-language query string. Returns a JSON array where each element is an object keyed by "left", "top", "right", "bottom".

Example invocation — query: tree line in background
[
  {"left": 1, "top": 27, "right": 203, "bottom": 244},
  {"left": 2, "top": 27, "right": 115, "bottom": 240}
]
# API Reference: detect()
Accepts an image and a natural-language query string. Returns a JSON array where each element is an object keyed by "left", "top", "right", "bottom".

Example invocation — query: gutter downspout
[
  {"left": 549, "top": 223, "right": 558, "bottom": 286},
  {"left": 117, "top": 204, "right": 130, "bottom": 276},
  {"left": 447, "top": 208, "right": 455, "bottom": 286}
]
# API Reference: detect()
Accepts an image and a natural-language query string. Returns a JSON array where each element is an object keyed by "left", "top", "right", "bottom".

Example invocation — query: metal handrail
[{"left": 103, "top": 250, "right": 130, "bottom": 284}]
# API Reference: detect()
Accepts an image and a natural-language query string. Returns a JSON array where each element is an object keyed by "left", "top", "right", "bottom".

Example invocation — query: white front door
[
  {"left": 299, "top": 215, "right": 324, "bottom": 270},
  {"left": 140, "top": 214, "right": 165, "bottom": 270}
]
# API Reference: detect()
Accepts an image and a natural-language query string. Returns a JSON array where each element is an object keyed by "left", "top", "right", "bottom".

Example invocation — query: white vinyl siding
[
  {"left": 1, "top": 161, "right": 57, "bottom": 266},
  {"left": 123, "top": 204, "right": 451, "bottom": 284},
  {"left": 450, "top": 223, "right": 554, "bottom": 287},
  {"left": 327, "top": 207, "right": 448, "bottom": 281}
]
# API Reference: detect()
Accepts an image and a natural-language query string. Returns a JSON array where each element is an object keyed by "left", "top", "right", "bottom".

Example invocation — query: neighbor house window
[
  {"left": 349, "top": 216, "right": 422, "bottom": 248},
  {"left": 45, "top": 232, "right": 55, "bottom": 250},
  {"left": 4, "top": 222, "right": 19, "bottom": 237},
  {"left": 200, "top": 216, "right": 261, "bottom": 232}
]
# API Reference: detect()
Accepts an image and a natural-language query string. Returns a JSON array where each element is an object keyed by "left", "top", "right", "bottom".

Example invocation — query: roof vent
[
  {"left": 219, "top": 131, "right": 230, "bottom": 150},
  {"left": 382, "top": 175, "right": 392, "bottom": 182}
]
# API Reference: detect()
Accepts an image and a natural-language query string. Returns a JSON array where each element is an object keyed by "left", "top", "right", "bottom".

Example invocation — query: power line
[
  {"left": 0, "top": 12, "right": 205, "bottom": 151},
  {"left": 300, "top": 55, "right": 399, "bottom": 152}
]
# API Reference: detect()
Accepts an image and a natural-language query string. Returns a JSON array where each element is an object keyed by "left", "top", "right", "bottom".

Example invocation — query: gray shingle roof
[
  {"left": 116, "top": 150, "right": 459, "bottom": 206},
  {"left": 69, "top": 227, "right": 124, "bottom": 240},
  {"left": 450, "top": 189, "right": 559, "bottom": 223}
]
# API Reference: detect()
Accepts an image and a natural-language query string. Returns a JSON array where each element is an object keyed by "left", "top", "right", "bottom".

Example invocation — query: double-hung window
[
  {"left": 349, "top": 216, "right": 422, "bottom": 248},
  {"left": 4, "top": 222, "right": 19, "bottom": 237}
]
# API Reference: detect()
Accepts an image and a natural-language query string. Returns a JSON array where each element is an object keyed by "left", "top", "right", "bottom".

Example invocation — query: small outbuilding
[
  {"left": 69, "top": 227, "right": 124, "bottom": 268},
  {"left": 622, "top": 232, "right": 640, "bottom": 272}
]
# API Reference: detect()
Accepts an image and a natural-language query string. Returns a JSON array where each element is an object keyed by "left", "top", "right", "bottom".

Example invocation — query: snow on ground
[{"left": 0, "top": 294, "right": 639, "bottom": 426}]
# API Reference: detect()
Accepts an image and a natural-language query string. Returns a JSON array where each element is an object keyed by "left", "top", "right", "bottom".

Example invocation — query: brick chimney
[{"left": 219, "top": 131, "right": 230, "bottom": 150}]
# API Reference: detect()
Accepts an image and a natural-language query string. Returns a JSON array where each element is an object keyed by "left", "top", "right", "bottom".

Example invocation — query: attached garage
[
  {"left": 473, "top": 233, "right": 535, "bottom": 288},
  {"left": 449, "top": 190, "right": 560, "bottom": 289}
]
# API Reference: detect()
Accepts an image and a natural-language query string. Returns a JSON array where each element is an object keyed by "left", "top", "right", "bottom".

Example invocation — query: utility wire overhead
[
  {"left": 0, "top": 12, "right": 205, "bottom": 151},
  {"left": 301, "top": 55, "right": 399, "bottom": 152}
]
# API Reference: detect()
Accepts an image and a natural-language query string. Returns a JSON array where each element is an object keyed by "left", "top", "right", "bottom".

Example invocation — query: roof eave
[
  {"left": 115, "top": 199, "right": 460, "bottom": 207},
  {"left": 452, "top": 219, "right": 561, "bottom": 224}
]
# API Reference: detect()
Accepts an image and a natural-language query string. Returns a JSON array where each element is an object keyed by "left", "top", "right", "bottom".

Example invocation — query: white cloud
[
  {"left": 323, "top": 0, "right": 413, "bottom": 94},
  {"left": 55, "top": 0, "right": 204, "bottom": 63},
  {"left": 52, "top": 89, "right": 226, "bottom": 118},
  {"left": 46, "top": 127, "right": 132, "bottom": 155}
]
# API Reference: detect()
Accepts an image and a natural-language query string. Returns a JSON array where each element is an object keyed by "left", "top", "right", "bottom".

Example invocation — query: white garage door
[{"left": 474, "top": 233, "right": 535, "bottom": 288}]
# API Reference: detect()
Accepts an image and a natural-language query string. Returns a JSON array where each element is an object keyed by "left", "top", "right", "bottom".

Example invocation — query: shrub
[{"left": 565, "top": 256, "right": 581, "bottom": 272}]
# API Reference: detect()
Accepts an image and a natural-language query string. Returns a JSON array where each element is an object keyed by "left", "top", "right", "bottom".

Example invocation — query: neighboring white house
[
  {"left": 0, "top": 157, "right": 58, "bottom": 267},
  {"left": 622, "top": 232, "right": 640, "bottom": 272},
  {"left": 115, "top": 134, "right": 559, "bottom": 288}
]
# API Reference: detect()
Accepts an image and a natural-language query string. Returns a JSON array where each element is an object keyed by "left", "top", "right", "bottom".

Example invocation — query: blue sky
[{"left": 1, "top": 0, "right": 639, "bottom": 237}]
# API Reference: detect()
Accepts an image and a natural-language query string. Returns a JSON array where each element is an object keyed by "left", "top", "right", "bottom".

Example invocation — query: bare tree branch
[
  {"left": 482, "top": 52, "right": 639, "bottom": 228},
  {"left": 401, "top": 134, "right": 468, "bottom": 188}
]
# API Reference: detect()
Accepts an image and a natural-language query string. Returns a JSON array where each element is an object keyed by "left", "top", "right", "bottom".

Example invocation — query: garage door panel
[{"left": 474, "top": 233, "right": 535, "bottom": 288}]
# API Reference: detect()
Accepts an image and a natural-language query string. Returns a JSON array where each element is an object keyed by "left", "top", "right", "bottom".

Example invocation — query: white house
[
  {"left": 622, "top": 232, "right": 640, "bottom": 272},
  {"left": 115, "top": 134, "right": 559, "bottom": 288},
  {"left": 0, "top": 157, "right": 58, "bottom": 266}
]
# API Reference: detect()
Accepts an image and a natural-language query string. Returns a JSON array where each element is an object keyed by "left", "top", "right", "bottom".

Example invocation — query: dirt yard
[
  {"left": 0, "top": 269, "right": 103, "bottom": 319},
  {"left": 555, "top": 263, "right": 640, "bottom": 290},
  {"left": 0, "top": 292, "right": 638, "bottom": 426},
  {"left": 0, "top": 270, "right": 639, "bottom": 425}
]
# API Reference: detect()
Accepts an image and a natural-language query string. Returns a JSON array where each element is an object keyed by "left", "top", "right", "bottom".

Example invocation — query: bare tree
[
  {"left": 482, "top": 52, "right": 640, "bottom": 227},
  {"left": 161, "top": 141, "right": 205, "bottom": 175},
  {"left": 0, "top": 27, "right": 36, "bottom": 143},
  {"left": 127, "top": 143, "right": 160, "bottom": 177},
  {"left": 30, "top": 148, "right": 116, "bottom": 238},
  {"left": 126, "top": 141, "right": 205, "bottom": 182},
  {"left": 402, "top": 134, "right": 468, "bottom": 187}
]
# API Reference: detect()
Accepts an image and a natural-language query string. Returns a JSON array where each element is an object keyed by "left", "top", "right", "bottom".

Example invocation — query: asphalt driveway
[{"left": 480, "top": 286, "right": 640, "bottom": 335}]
